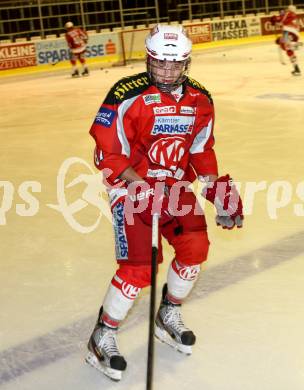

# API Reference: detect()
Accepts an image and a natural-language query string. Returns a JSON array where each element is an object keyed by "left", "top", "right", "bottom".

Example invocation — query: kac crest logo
[{"left": 148, "top": 137, "right": 186, "bottom": 171}]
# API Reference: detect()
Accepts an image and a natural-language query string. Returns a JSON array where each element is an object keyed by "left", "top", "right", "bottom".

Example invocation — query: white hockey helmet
[
  {"left": 145, "top": 24, "right": 192, "bottom": 92},
  {"left": 288, "top": 4, "right": 296, "bottom": 13},
  {"left": 65, "top": 21, "right": 74, "bottom": 30}
]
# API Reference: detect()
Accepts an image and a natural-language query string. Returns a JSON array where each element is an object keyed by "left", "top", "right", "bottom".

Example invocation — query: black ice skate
[
  {"left": 155, "top": 284, "right": 196, "bottom": 355},
  {"left": 71, "top": 69, "right": 79, "bottom": 77},
  {"left": 82, "top": 68, "right": 89, "bottom": 76},
  {"left": 292, "top": 65, "right": 301, "bottom": 76},
  {"left": 86, "top": 319, "right": 127, "bottom": 381}
]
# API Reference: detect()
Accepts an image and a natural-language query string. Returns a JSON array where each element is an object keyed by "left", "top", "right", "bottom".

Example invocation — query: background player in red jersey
[
  {"left": 86, "top": 24, "right": 243, "bottom": 381},
  {"left": 64, "top": 21, "right": 89, "bottom": 77},
  {"left": 271, "top": 5, "right": 301, "bottom": 76}
]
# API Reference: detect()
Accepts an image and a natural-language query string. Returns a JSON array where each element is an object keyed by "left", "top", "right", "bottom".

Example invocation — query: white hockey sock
[
  {"left": 167, "top": 259, "right": 201, "bottom": 302},
  {"left": 102, "top": 274, "right": 141, "bottom": 324}
]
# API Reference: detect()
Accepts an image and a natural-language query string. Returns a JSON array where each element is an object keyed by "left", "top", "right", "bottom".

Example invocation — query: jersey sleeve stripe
[
  {"left": 189, "top": 118, "right": 213, "bottom": 154},
  {"left": 117, "top": 95, "right": 139, "bottom": 157}
]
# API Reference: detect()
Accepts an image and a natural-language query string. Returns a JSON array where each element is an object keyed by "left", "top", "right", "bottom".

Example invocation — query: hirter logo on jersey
[
  {"left": 148, "top": 137, "right": 186, "bottom": 171},
  {"left": 151, "top": 116, "right": 194, "bottom": 135},
  {"left": 94, "top": 107, "right": 116, "bottom": 127}
]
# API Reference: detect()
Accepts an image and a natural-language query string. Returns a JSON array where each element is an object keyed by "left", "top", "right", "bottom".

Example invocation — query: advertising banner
[
  {"left": 211, "top": 17, "right": 261, "bottom": 41},
  {"left": 36, "top": 33, "right": 120, "bottom": 65},
  {"left": 0, "top": 43, "right": 36, "bottom": 70},
  {"left": 185, "top": 23, "right": 212, "bottom": 44},
  {"left": 260, "top": 13, "right": 304, "bottom": 35}
]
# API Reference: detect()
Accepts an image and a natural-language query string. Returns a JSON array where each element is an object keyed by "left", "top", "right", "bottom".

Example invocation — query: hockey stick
[{"left": 146, "top": 213, "right": 159, "bottom": 390}]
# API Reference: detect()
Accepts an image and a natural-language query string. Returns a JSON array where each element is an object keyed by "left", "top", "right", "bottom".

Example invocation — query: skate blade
[
  {"left": 155, "top": 325, "right": 192, "bottom": 355},
  {"left": 85, "top": 351, "right": 122, "bottom": 381}
]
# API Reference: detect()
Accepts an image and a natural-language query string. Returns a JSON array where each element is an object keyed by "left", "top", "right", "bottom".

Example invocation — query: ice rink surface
[{"left": 1, "top": 41, "right": 304, "bottom": 389}]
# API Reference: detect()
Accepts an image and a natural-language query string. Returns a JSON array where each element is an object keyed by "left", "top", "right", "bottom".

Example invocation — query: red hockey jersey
[
  {"left": 65, "top": 28, "right": 88, "bottom": 53},
  {"left": 277, "top": 10, "right": 300, "bottom": 37},
  {"left": 90, "top": 72, "right": 218, "bottom": 189}
]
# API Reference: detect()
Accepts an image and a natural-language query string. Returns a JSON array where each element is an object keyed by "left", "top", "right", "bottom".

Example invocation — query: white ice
[{"left": 0, "top": 41, "right": 304, "bottom": 390}]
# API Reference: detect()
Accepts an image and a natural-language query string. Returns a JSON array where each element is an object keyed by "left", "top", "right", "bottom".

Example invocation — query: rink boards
[{"left": 1, "top": 11, "right": 304, "bottom": 76}]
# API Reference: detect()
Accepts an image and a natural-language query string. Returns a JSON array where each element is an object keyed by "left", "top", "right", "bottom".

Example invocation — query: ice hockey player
[
  {"left": 64, "top": 21, "right": 89, "bottom": 77},
  {"left": 86, "top": 24, "right": 244, "bottom": 381},
  {"left": 271, "top": 5, "right": 302, "bottom": 76}
]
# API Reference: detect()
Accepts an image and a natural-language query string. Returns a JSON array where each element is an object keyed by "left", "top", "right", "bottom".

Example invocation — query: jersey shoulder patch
[
  {"left": 104, "top": 72, "right": 151, "bottom": 104},
  {"left": 186, "top": 77, "right": 213, "bottom": 104}
]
